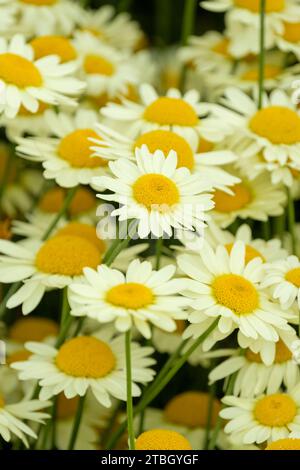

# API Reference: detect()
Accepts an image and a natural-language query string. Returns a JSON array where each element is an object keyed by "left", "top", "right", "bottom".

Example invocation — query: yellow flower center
[
  {"left": 83, "top": 54, "right": 115, "bottom": 76},
  {"left": 9, "top": 317, "right": 58, "bottom": 342},
  {"left": 225, "top": 243, "right": 265, "bottom": 264},
  {"left": 133, "top": 174, "right": 180, "bottom": 210},
  {"left": 249, "top": 106, "right": 300, "bottom": 145},
  {"left": 134, "top": 130, "right": 195, "bottom": 170},
  {"left": 164, "top": 391, "right": 221, "bottom": 428},
  {"left": 18, "top": 101, "right": 48, "bottom": 116},
  {"left": 135, "top": 430, "right": 192, "bottom": 451},
  {"left": 211, "top": 38, "right": 231, "bottom": 57},
  {"left": 0, "top": 219, "right": 11, "bottom": 241},
  {"left": 35, "top": 235, "right": 101, "bottom": 276},
  {"left": 7, "top": 349, "right": 32, "bottom": 365},
  {"left": 0, "top": 395, "right": 5, "bottom": 408},
  {"left": 212, "top": 274, "right": 259, "bottom": 315},
  {"left": 0, "top": 53, "right": 42, "bottom": 88},
  {"left": 282, "top": 22, "right": 300, "bottom": 42},
  {"left": 38, "top": 187, "right": 97, "bottom": 216},
  {"left": 197, "top": 137, "right": 214, "bottom": 153},
  {"left": 246, "top": 339, "right": 292, "bottom": 364},
  {"left": 56, "top": 393, "right": 79, "bottom": 420},
  {"left": 58, "top": 129, "right": 108, "bottom": 168},
  {"left": 55, "top": 222, "right": 106, "bottom": 253},
  {"left": 266, "top": 438, "right": 300, "bottom": 450},
  {"left": 56, "top": 336, "right": 115, "bottom": 378},
  {"left": 106, "top": 282, "right": 154, "bottom": 309},
  {"left": 175, "top": 320, "right": 186, "bottom": 334},
  {"left": 30, "top": 36, "right": 77, "bottom": 63},
  {"left": 241, "top": 65, "right": 281, "bottom": 81},
  {"left": 254, "top": 394, "right": 297, "bottom": 427},
  {"left": 213, "top": 183, "right": 252, "bottom": 213},
  {"left": 285, "top": 267, "right": 300, "bottom": 288},
  {"left": 143, "top": 97, "right": 198, "bottom": 126},
  {"left": 234, "top": 0, "right": 285, "bottom": 13},
  {"left": 20, "top": 0, "right": 57, "bottom": 4}
]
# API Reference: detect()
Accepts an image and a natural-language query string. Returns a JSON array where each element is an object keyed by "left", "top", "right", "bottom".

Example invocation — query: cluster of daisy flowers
[{"left": 0, "top": 0, "right": 299, "bottom": 454}]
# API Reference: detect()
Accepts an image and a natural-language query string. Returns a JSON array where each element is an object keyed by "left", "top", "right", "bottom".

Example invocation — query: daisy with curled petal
[
  {"left": 93, "top": 146, "right": 214, "bottom": 238},
  {"left": 221, "top": 384, "right": 300, "bottom": 445},
  {"left": 73, "top": 31, "right": 139, "bottom": 101},
  {"left": 263, "top": 255, "right": 300, "bottom": 309},
  {"left": 209, "top": 338, "right": 300, "bottom": 397},
  {"left": 16, "top": 108, "right": 110, "bottom": 188},
  {"left": 12, "top": 328, "right": 156, "bottom": 407},
  {"left": 100, "top": 83, "right": 230, "bottom": 143},
  {"left": 212, "top": 88, "right": 300, "bottom": 187},
  {"left": 177, "top": 240, "right": 293, "bottom": 351},
  {"left": 90, "top": 123, "right": 239, "bottom": 193},
  {"left": 68, "top": 259, "right": 189, "bottom": 339},
  {"left": 0, "top": 389, "right": 50, "bottom": 447}
]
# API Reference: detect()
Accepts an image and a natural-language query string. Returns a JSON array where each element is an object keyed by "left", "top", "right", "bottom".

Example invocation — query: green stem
[
  {"left": 155, "top": 238, "right": 163, "bottom": 270},
  {"left": 118, "top": 0, "right": 133, "bottom": 13},
  {"left": 125, "top": 329, "right": 135, "bottom": 450},
  {"left": 203, "top": 381, "right": 216, "bottom": 450},
  {"left": 0, "top": 148, "right": 14, "bottom": 217},
  {"left": 68, "top": 395, "right": 86, "bottom": 450},
  {"left": 181, "top": 0, "right": 197, "bottom": 46},
  {"left": 103, "top": 221, "right": 137, "bottom": 267},
  {"left": 287, "top": 188, "right": 296, "bottom": 255},
  {"left": 155, "top": 0, "right": 172, "bottom": 46},
  {"left": 0, "top": 282, "right": 21, "bottom": 319},
  {"left": 105, "top": 319, "right": 218, "bottom": 449},
  {"left": 261, "top": 220, "right": 270, "bottom": 241},
  {"left": 273, "top": 213, "right": 285, "bottom": 243},
  {"left": 258, "top": 0, "right": 266, "bottom": 110},
  {"left": 101, "top": 402, "right": 121, "bottom": 448},
  {"left": 42, "top": 187, "right": 77, "bottom": 240}
]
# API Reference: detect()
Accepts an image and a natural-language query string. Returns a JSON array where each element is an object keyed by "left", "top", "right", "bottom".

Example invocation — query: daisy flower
[
  {"left": 210, "top": 170, "right": 286, "bottom": 228},
  {"left": 91, "top": 123, "right": 239, "bottom": 193},
  {"left": 0, "top": 0, "right": 83, "bottom": 36},
  {"left": 12, "top": 328, "right": 156, "bottom": 407},
  {"left": 29, "top": 34, "right": 78, "bottom": 64},
  {"left": 68, "top": 259, "right": 189, "bottom": 339},
  {"left": 265, "top": 437, "right": 300, "bottom": 449},
  {"left": 93, "top": 146, "right": 214, "bottom": 238},
  {"left": 263, "top": 255, "right": 300, "bottom": 309},
  {"left": 275, "top": 20, "right": 300, "bottom": 58},
  {"left": 201, "top": 0, "right": 300, "bottom": 57},
  {"left": 221, "top": 384, "right": 300, "bottom": 445},
  {"left": 0, "top": 388, "right": 50, "bottom": 447},
  {"left": 0, "top": 34, "right": 85, "bottom": 119},
  {"left": 177, "top": 240, "right": 293, "bottom": 351},
  {"left": 16, "top": 108, "right": 110, "bottom": 188},
  {"left": 100, "top": 83, "right": 228, "bottom": 143},
  {"left": 209, "top": 338, "right": 300, "bottom": 397},
  {"left": 73, "top": 31, "right": 138, "bottom": 101},
  {"left": 0, "top": 101, "right": 52, "bottom": 139},
  {"left": 211, "top": 88, "right": 300, "bottom": 187}
]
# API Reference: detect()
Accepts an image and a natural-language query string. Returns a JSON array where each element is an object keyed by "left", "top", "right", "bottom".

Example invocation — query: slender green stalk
[
  {"left": 261, "top": 220, "right": 270, "bottom": 240},
  {"left": 125, "top": 329, "right": 135, "bottom": 450},
  {"left": 181, "top": 0, "right": 197, "bottom": 46},
  {"left": 155, "top": 0, "right": 172, "bottom": 46},
  {"left": 68, "top": 395, "right": 86, "bottom": 450},
  {"left": 42, "top": 187, "right": 77, "bottom": 240},
  {"left": 0, "top": 282, "right": 21, "bottom": 319},
  {"left": 101, "top": 402, "right": 121, "bottom": 448},
  {"left": 103, "top": 221, "right": 137, "bottom": 267},
  {"left": 258, "top": 0, "right": 266, "bottom": 110},
  {"left": 273, "top": 213, "right": 285, "bottom": 243},
  {"left": 118, "top": 0, "right": 133, "bottom": 13},
  {"left": 105, "top": 319, "right": 218, "bottom": 449},
  {"left": 0, "top": 149, "right": 14, "bottom": 217},
  {"left": 203, "top": 381, "right": 216, "bottom": 450},
  {"left": 287, "top": 188, "right": 296, "bottom": 255},
  {"left": 155, "top": 238, "right": 163, "bottom": 270}
]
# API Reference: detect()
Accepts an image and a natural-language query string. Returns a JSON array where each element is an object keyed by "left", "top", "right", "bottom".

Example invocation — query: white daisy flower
[
  {"left": 209, "top": 338, "right": 300, "bottom": 397},
  {"left": 0, "top": 388, "right": 50, "bottom": 447},
  {"left": 177, "top": 240, "right": 293, "bottom": 351},
  {"left": 93, "top": 146, "right": 214, "bottom": 238},
  {"left": 221, "top": 384, "right": 300, "bottom": 445},
  {"left": 16, "top": 108, "right": 110, "bottom": 188},
  {"left": 100, "top": 83, "right": 228, "bottom": 143},
  {"left": 211, "top": 88, "right": 300, "bottom": 187},
  {"left": 12, "top": 328, "right": 156, "bottom": 407},
  {"left": 90, "top": 123, "right": 239, "bottom": 193},
  {"left": 275, "top": 20, "right": 300, "bottom": 58},
  {"left": 73, "top": 31, "right": 138, "bottom": 101},
  {"left": 0, "top": 0, "right": 83, "bottom": 36},
  {"left": 263, "top": 255, "right": 300, "bottom": 309},
  {"left": 29, "top": 34, "right": 78, "bottom": 64},
  {"left": 201, "top": 0, "right": 300, "bottom": 57},
  {"left": 68, "top": 258, "right": 189, "bottom": 339},
  {"left": 0, "top": 102, "right": 51, "bottom": 139}
]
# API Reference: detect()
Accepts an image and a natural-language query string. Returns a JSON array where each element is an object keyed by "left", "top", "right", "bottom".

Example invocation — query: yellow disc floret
[
  {"left": 7, "top": 350, "right": 32, "bottom": 365},
  {"left": 143, "top": 97, "right": 198, "bottom": 126},
  {"left": 38, "top": 187, "right": 97, "bottom": 215},
  {"left": 285, "top": 267, "right": 300, "bottom": 288},
  {"left": 282, "top": 22, "right": 300, "bottom": 42},
  {"left": 30, "top": 35, "right": 77, "bottom": 63},
  {"left": 254, "top": 394, "right": 297, "bottom": 427},
  {"left": 20, "top": 0, "right": 57, "bottom": 4},
  {"left": 241, "top": 65, "right": 281, "bottom": 81},
  {"left": 58, "top": 129, "right": 107, "bottom": 168},
  {"left": 134, "top": 130, "right": 195, "bottom": 170},
  {"left": 133, "top": 174, "right": 180, "bottom": 209},
  {"left": 266, "top": 438, "right": 300, "bottom": 450},
  {"left": 234, "top": 0, "right": 285, "bottom": 13},
  {"left": 246, "top": 339, "right": 292, "bottom": 364},
  {"left": 55, "top": 222, "right": 106, "bottom": 253},
  {"left": 84, "top": 54, "right": 115, "bottom": 76},
  {"left": 249, "top": 106, "right": 300, "bottom": 145},
  {"left": 211, "top": 38, "right": 231, "bottom": 57},
  {"left": 56, "top": 336, "right": 116, "bottom": 378},
  {"left": 164, "top": 391, "right": 221, "bottom": 428},
  {"left": 225, "top": 243, "right": 265, "bottom": 264},
  {"left": 35, "top": 235, "right": 101, "bottom": 276},
  {"left": 213, "top": 183, "right": 252, "bottom": 213},
  {"left": 106, "top": 282, "right": 154, "bottom": 309},
  {"left": 135, "top": 429, "right": 192, "bottom": 450},
  {"left": 0, "top": 53, "right": 42, "bottom": 88},
  {"left": 197, "top": 137, "right": 214, "bottom": 153},
  {"left": 9, "top": 317, "right": 58, "bottom": 342},
  {"left": 212, "top": 274, "right": 259, "bottom": 315}
]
